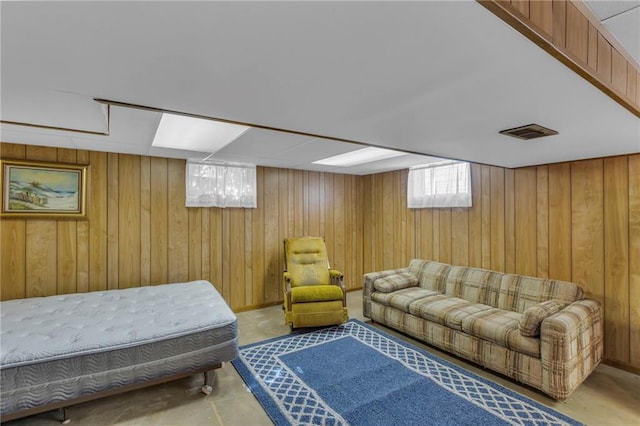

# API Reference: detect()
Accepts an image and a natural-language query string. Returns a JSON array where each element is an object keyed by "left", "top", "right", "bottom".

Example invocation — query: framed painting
[{"left": 1, "top": 159, "right": 88, "bottom": 218}]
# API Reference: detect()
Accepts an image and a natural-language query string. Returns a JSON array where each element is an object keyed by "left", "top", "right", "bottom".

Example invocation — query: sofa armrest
[
  {"left": 540, "top": 299, "right": 603, "bottom": 400},
  {"left": 362, "top": 267, "right": 409, "bottom": 318}
]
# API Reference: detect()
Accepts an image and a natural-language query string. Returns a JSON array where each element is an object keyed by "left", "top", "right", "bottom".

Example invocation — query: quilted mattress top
[{"left": 0, "top": 281, "right": 237, "bottom": 368}]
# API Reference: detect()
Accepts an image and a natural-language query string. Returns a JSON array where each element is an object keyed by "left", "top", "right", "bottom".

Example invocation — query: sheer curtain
[
  {"left": 186, "top": 160, "right": 257, "bottom": 208},
  {"left": 407, "top": 161, "right": 472, "bottom": 208}
]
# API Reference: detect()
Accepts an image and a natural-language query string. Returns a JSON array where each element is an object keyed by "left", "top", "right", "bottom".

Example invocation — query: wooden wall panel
[
  {"left": 628, "top": 64, "right": 638, "bottom": 104},
  {"left": 167, "top": 159, "right": 188, "bottom": 283},
  {"left": 76, "top": 150, "right": 90, "bottom": 293},
  {"left": 24, "top": 146, "right": 58, "bottom": 297},
  {"left": 548, "top": 163, "right": 572, "bottom": 281},
  {"left": 88, "top": 151, "right": 107, "bottom": 292},
  {"left": 597, "top": 33, "right": 612, "bottom": 84},
  {"left": 515, "top": 167, "right": 537, "bottom": 276},
  {"left": 106, "top": 153, "right": 119, "bottom": 290},
  {"left": 571, "top": 159, "right": 604, "bottom": 301},
  {"left": 251, "top": 167, "right": 265, "bottom": 304},
  {"left": 504, "top": 169, "right": 515, "bottom": 273},
  {"left": 536, "top": 165, "right": 549, "bottom": 279},
  {"left": 363, "top": 154, "right": 638, "bottom": 372},
  {"left": 529, "top": 0, "right": 552, "bottom": 38},
  {"left": 1, "top": 142, "right": 364, "bottom": 304},
  {"left": 587, "top": 23, "right": 598, "bottom": 71},
  {"left": 468, "top": 163, "right": 482, "bottom": 267},
  {"left": 1, "top": 142, "right": 638, "bottom": 372},
  {"left": 611, "top": 49, "right": 627, "bottom": 97},
  {"left": 629, "top": 155, "right": 640, "bottom": 366},
  {"left": 490, "top": 166, "right": 505, "bottom": 271},
  {"left": 140, "top": 157, "right": 151, "bottom": 286},
  {"left": 603, "top": 157, "right": 629, "bottom": 363},
  {"left": 150, "top": 157, "right": 168, "bottom": 285},
  {"left": 118, "top": 154, "right": 141, "bottom": 288},
  {"left": 0, "top": 143, "right": 26, "bottom": 300},
  {"left": 451, "top": 207, "right": 469, "bottom": 267},
  {"left": 566, "top": 2, "right": 588, "bottom": 63},
  {"left": 481, "top": 165, "right": 491, "bottom": 269},
  {"left": 56, "top": 149, "right": 77, "bottom": 295},
  {"left": 552, "top": 0, "right": 566, "bottom": 48},
  {"left": 188, "top": 208, "right": 202, "bottom": 282}
]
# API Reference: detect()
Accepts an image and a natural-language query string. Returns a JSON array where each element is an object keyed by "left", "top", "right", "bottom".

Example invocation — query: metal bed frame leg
[
  {"left": 59, "top": 407, "right": 70, "bottom": 424},
  {"left": 200, "top": 370, "right": 215, "bottom": 395}
]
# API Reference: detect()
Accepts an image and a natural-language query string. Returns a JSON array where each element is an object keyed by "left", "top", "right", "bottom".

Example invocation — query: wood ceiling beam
[{"left": 478, "top": 0, "right": 640, "bottom": 118}]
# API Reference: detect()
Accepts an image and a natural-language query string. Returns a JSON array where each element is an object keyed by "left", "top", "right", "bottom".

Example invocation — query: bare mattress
[{"left": 0, "top": 280, "right": 238, "bottom": 419}]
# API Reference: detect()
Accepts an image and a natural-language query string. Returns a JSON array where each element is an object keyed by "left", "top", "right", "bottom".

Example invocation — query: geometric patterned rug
[{"left": 232, "top": 319, "right": 582, "bottom": 426}]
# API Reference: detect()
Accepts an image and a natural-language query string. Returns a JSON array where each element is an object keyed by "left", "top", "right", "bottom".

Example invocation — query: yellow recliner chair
[{"left": 283, "top": 237, "right": 348, "bottom": 329}]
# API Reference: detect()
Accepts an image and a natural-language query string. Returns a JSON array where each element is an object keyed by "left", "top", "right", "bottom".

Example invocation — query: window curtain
[
  {"left": 186, "top": 160, "right": 257, "bottom": 208},
  {"left": 407, "top": 161, "right": 472, "bottom": 208}
]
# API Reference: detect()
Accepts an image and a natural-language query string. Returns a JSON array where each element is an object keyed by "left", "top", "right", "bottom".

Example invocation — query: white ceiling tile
[
  {"left": 603, "top": 7, "right": 640, "bottom": 64},
  {"left": 584, "top": 1, "right": 639, "bottom": 20}
]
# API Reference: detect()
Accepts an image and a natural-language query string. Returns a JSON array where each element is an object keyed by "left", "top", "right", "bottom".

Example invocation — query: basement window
[
  {"left": 407, "top": 160, "right": 472, "bottom": 208},
  {"left": 186, "top": 160, "right": 257, "bottom": 208}
]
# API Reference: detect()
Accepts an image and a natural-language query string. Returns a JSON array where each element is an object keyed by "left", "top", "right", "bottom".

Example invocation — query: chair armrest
[
  {"left": 362, "top": 267, "right": 409, "bottom": 318},
  {"left": 329, "top": 269, "right": 344, "bottom": 286},
  {"left": 540, "top": 299, "right": 603, "bottom": 400},
  {"left": 329, "top": 269, "right": 346, "bottom": 306},
  {"left": 283, "top": 271, "right": 292, "bottom": 310}
]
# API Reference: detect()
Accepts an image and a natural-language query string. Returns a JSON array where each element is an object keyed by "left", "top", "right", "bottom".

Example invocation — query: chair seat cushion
[{"left": 291, "top": 285, "right": 344, "bottom": 303}]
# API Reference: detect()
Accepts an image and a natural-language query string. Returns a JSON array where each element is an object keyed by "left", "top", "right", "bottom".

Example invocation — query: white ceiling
[
  {"left": 584, "top": 1, "right": 640, "bottom": 64},
  {"left": 1, "top": 1, "right": 638, "bottom": 174}
]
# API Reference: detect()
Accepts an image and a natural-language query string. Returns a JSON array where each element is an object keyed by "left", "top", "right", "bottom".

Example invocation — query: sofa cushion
[
  {"left": 412, "top": 260, "right": 452, "bottom": 292},
  {"left": 409, "top": 297, "right": 494, "bottom": 331},
  {"left": 497, "top": 275, "right": 583, "bottom": 313},
  {"left": 444, "top": 266, "right": 504, "bottom": 306},
  {"left": 519, "top": 300, "right": 563, "bottom": 336},
  {"left": 373, "top": 272, "right": 418, "bottom": 293},
  {"left": 461, "top": 309, "right": 540, "bottom": 358},
  {"left": 371, "top": 288, "right": 440, "bottom": 312}
]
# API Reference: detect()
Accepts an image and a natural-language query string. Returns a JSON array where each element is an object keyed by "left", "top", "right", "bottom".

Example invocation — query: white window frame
[
  {"left": 407, "top": 160, "right": 472, "bottom": 208},
  {"left": 185, "top": 160, "right": 257, "bottom": 208}
]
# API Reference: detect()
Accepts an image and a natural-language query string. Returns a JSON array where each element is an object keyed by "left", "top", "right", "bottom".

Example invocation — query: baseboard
[{"left": 602, "top": 359, "right": 640, "bottom": 376}]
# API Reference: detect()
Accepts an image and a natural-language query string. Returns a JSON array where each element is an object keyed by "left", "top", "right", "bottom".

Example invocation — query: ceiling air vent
[{"left": 499, "top": 124, "right": 558, "bottom": 140}]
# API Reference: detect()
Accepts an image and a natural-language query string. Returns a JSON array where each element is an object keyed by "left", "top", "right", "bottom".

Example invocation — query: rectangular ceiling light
[
  {"left": 152, "top": 113, "right": 250, "bottom": 153},
  {"left": 312, "top": 146, "right": 406, "bottom": 167}
]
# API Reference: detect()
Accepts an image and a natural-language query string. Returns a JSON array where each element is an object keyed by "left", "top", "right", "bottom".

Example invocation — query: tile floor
[{"left": 6, "top": 292, "right": 640, "bottom": 425}]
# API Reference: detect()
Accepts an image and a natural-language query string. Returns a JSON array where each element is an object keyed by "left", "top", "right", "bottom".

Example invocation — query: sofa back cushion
[
  {"left": 409, "top": 260, "right": 451, "bottom": 292},
  {"left": 497, "top": 275, "right": 584, "bottom": 313},
  {"left": 444, "top": 266, "right": 504, "bottom": 305}
]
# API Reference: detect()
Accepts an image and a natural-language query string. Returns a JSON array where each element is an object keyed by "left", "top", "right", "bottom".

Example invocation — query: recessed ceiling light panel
[
  {"left": 152, "top": 113, "right": 250, "bottom": 153},
  {"left": 313, "top": 147, "right": 407, "bottom": 167}
]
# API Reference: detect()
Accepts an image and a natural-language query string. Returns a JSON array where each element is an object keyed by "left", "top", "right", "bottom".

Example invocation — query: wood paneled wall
[
  {"left": 0, "top": 143, "right": 364, "bottom": 310},
  {"left": 2, "top": 142, "right": 639, "bottom": 372},
  {"left": 480, "top": 0, "right": 640, "bottom": 117},
  {"left": 363, "top": 155, "right": 640, "bottom": 372}
]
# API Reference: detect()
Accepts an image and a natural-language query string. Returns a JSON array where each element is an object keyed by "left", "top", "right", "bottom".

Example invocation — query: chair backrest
[{"left": 284, "top": 237, "right": 331, "bottom": 287}]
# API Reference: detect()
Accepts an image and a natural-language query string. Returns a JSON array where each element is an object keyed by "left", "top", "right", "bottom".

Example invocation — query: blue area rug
[{"left": 232, "top": 319, "right": 581, "bottom": 426}]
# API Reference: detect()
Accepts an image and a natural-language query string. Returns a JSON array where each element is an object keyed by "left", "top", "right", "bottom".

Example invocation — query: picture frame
[{"left": 1, "top": 159, "right": 88, "bottom": 219}]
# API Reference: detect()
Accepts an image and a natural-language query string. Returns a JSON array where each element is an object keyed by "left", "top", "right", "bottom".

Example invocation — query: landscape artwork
[{"left": 1, "top": 160, "right": 87, "bottom": 218}]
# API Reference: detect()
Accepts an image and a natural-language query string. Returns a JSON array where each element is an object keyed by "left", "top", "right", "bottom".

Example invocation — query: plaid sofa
[{"left": 363, "top": 259, "right": 603, "bottom": 400}]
